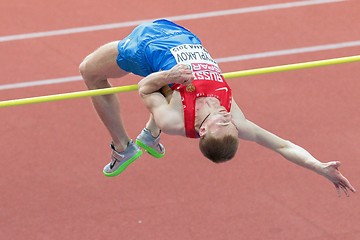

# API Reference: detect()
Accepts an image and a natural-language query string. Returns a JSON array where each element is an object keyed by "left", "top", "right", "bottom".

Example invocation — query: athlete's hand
[
  {"left": 166, "top": 64, "right": 194, "bottom": 86},
  {"left": 318, "top": 161, "right": 356, "bottom": 197}
]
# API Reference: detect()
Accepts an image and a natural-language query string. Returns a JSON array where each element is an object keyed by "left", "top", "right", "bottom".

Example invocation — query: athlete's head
[{"left": 198, "top": 108, "right": 239, "bottom": 163}]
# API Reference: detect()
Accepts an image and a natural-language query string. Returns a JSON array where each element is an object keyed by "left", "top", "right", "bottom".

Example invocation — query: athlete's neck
[{"left": 194, "top": 97, "right": 220, "bottom": 130}]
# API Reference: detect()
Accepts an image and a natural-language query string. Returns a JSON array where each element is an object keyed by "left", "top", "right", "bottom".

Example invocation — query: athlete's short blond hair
[{"left": 199, "top": 135, "right": 239, "bottom": 163}]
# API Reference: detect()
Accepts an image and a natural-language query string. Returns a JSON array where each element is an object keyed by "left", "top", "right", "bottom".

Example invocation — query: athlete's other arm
[
  {"left": 138, "top": 64, "right": 193, "bottom": 94},
  {"left": 138, "top": 64, "right": 193, "bottom": 135},
  {"left": 230, "top": 100, "right": 356, "bottom": 197}
]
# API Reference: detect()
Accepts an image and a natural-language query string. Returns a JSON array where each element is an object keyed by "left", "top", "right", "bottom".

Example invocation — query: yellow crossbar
[{"left": 1, "top": 55, "right": 359, "bottom": 108}]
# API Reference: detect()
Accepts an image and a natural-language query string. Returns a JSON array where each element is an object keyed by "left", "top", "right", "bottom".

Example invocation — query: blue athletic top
[{"left": 116, "top": 19, "right": 202, "bottom": 76}]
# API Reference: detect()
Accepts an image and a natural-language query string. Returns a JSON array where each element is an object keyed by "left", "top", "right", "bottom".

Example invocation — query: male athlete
[{"left": 79, "top": 19, "right": 355, "bottom": 196}]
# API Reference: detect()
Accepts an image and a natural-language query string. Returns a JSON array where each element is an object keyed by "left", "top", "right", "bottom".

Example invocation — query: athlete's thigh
[{"left": 84, "top": 41, "right": 128, "bottom": 79}]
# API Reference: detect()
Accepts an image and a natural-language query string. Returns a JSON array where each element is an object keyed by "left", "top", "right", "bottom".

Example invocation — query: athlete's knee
[
  {"left": 79, "top": 55, "right": 92, "bottom": 80},
  {"left": 79, "top": 55, "right": 103, "bottom": 87}
]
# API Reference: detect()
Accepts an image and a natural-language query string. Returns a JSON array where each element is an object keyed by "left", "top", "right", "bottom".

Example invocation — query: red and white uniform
[{"left": 170, "top": 52, "right": 232, "bottom": 138}]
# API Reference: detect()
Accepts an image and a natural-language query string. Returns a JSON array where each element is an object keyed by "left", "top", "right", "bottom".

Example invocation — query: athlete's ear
[{"left": 199, "top": 126, "right": 207, "bottom": 137}]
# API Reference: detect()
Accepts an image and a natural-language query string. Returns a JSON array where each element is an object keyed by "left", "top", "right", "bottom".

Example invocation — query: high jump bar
[{"left": 0, "top": 54, "right": 359, "bottom": 108}]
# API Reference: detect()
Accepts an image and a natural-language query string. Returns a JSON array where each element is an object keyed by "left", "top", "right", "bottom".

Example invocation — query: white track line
[
  {"left": 0, "top": 0, "right": 345, "bottom": 43},
  {"left": 0, "top": 40, "right": 359, "bottom": 91},
  {"left": 0, "top": 76, "right": 83, "bottom": 90},
  {"left": 216, "top": 41, "right": 360, "bottom": 62}
]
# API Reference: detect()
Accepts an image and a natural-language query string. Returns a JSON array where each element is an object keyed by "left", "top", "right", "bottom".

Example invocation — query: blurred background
[{"left": 0, "top": 1, "right": 359, "bottom": 239}]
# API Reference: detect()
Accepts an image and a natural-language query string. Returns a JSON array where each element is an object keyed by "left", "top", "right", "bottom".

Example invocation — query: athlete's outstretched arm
[{"left": 231, "top": 100, "right": 356, "bottom": 197}]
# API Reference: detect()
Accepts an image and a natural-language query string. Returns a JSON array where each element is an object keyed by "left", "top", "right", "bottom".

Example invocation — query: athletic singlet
[{"left": 171, "top": 62, "right": 232, "bottom": 138}]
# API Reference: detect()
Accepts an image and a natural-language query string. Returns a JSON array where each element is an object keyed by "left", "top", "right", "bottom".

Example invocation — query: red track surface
[{"left": 1, "top": 1, "right": 359, "bottom": 239}]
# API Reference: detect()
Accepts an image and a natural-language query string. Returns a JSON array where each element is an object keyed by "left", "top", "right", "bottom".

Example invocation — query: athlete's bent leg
[
  {"left": 79, "top": 41, "right": 142, "bottom": 176},
  {"left": 79, "top": 41, "right": 130, "bottom": 152}
]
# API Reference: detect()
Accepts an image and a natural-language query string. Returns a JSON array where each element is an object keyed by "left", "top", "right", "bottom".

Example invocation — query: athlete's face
[{"left": 199, "top": 107, "right": 238, "bottom": 139}]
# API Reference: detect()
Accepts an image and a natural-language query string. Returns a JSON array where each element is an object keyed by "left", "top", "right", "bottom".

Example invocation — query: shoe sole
[
  {"left": 135, "top": 139, "right": 165, "bottom": 159},
  {"left": 103, "top": 150, "right": 143, "bottom": 177}
]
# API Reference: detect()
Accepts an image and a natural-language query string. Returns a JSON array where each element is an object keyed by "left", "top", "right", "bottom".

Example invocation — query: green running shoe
[
  {"left": 103, "top": 140, "right": 143, "bottom": 177},
  {"left": 136, "top": 128, "right": 165, "bottom": 158}
]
